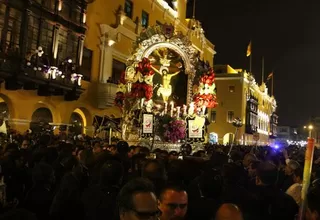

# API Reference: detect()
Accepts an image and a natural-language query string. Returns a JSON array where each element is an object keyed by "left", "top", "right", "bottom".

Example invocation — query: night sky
[{"left": 188, "top": 0, "right": 320, "bottom": 126}]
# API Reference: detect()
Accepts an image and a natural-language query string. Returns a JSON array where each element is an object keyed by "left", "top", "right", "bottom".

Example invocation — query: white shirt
[{"left": 286, "top": 183, "right": 302, "bottom": 205}]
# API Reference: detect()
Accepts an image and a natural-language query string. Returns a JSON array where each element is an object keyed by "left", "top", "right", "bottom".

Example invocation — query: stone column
[{"left": 99, "top": 34, "right": 113, "bottom": 83}]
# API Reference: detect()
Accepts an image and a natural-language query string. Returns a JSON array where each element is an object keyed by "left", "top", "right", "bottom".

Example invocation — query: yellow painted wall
[{"left": 208, "top": 71, "right": 276, "bottom": 145}]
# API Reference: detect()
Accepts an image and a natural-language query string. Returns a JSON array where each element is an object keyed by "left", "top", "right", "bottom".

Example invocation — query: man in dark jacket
[{"left": 251, "top": 161, "right": 299, "bottom": 220}]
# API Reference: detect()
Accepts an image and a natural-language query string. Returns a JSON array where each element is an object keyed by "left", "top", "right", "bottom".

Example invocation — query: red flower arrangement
[
  {"left": 200, "top": 68, "right": 215, "bottom": 86},
  {"left": 115, "top": 58, "right": 155, "bottom": 107},
  {"left": 130, "top": 82, "right": 153, "bottom": 100},
  {"left": 193, "top": 68, "right": 217, "bottom": 109},
  {"left": 136, "top": 57, "right": 154, "bottom": 76}
]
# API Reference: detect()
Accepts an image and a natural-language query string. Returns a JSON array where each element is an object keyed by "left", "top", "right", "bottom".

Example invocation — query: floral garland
[{"left": 193, "top": 68, "right": 217, "bottom": 109}]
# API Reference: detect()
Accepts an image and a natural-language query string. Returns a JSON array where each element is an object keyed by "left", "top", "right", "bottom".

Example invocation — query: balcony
[
  {"left": 97, "top": 83, "right": 118, "bottom": 109},
  {"left": 0, "top": 49, "right": 84, "bottom": 101}
]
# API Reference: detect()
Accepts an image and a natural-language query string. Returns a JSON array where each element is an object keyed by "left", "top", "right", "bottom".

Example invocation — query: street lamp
[
  {"left": 304, "top": 125, "right": 313, "bottom": 138},
  {"left": 228, "top": 117, "right": 243, "bottom": 160}
]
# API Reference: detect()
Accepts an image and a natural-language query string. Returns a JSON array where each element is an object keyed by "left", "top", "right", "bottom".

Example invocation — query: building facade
[
  {"left": 0, "top": 0, "right": 216, "bottom": 136},
  {"left": 0, "top": 0, "right": 108, "bottom": 136},
  {"left": 208, "top": 65, "right": 278, "bottom": 145}
]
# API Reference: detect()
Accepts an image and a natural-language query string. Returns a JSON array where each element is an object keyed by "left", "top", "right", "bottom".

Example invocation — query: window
[
  {"left": 79, "top": 47, "right": 92, "bottom": 81},
  {"left": 229, "top": 85, "right": 235, "bottom": 93},
  {"left": 5, "top": 7, "right": 22, "bottom": 54},
  {"left": 210, "top": 111, "right": 216, "bottom": 123},
  {"left": 71, "top": 6, "right": 81, "bottom": 23},
  {"left": 39, "top": 20, "right": 54, "bottom": 55},
  {"left": 61, "top": 1, "right": 71, "bottom": 19},
  {"left": 27, "top": 13, "right": 40, "bottom": 54},
  {"left": 43, "top": 0, "right": 55, "bottom": 11},
  {"left": 227, "top": 111, "right": 234, "bottom": 123},
  {"left": 124, "top": 0, "right": 133, "bottom": 19},
  {"left": 57, "top": 28, "right": 78, "bottom": 64},
  {"left": 111, "top": 59, "right": 126, "bottom": 84},
  {"left": 141, "top": 10, "right": 149, "bottom": 28}
]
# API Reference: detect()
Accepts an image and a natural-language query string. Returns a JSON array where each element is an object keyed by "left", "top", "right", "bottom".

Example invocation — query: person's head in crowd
[
  {"left": 117, "top": 141, "right": 130, "bottom": 157},
  {"left": 32, "top": 162, "right": 55, "bottom": 187},
  {"left": 222, "top": 163, "right": 244, "bottom": 185},
  {"left": 118, "top": 178, "right": 160, "bottom": 220},
  {"left": 92, "top": 141, "right": 102, "bottom": 155},
  {"left": 107, "top": 144, "right": 118, "bottom": 155},
  {"left": 193, "top": 150, "right": 205, "bottom": 157},
  {"left": 140, "top": 146, "right": 150, "bottom": 156},
  {"left": 142, "top": 160, "right": 167, "bottom": 194},
  {"left": 131, "top": 154, "right": 147, "bottom": 174},
  {"left": 128, "top": 146, "right": 139, "bottom": 158},
  {"left": 169, "top": 151, "right": 178, "bottom": 160},
  {"left": 100, "top": 160, "right": 124, "bottom": 186},
  {"left": 77, "top": 148, "right": 93, "bottom": 166},
  {"left": 285, "top": 160, "right": 300, "bottom": 176},
  {"left": 4, "top": 143, "right": 19, "bottom": 157},
  {"left": 158, "top": 185, "right": 188, "bottom": 220},
  {"left": 293, "top": 167, "right": 303, "bottom": 184},
  {"left": 306, "top": 187, "right": 320, "bottom": 220},
  {"left": 158, "top": 150, "right": 169, "bottom": 161},
  {"left": 255, "top": 161, "right": 278, "bottom": 186},
  {"left": 215, "top": 203, "right": 243, "bottom": 220},
  {"left": 180, "top": 144, "right": 192, "bottom": 156},
  {"left": 248, "top": 160, "right": 260, "bottom": 178},
  {"left": 243, "top": 153, "right": 257, "bottom": 168},
  {"left": 20, "top": 139, "right": 30, "bottom": 150}
]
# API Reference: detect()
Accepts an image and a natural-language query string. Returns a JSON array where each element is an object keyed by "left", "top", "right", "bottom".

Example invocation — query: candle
[
  {"left": 202, "top": 106, "right": 206, "bottom": 115},
  {"left": 164, "top": 102, "right": 168, "bottom": 115},
  {"left": 183, "top": 105, "right": 187, "bottom": 115},
  {"left": 188, "top": 102, "right": 194, "bottom": 115},
  {"left": 176, "top": 106, "right": 181, "bottom": 118},
  {"left": 170, "top": 101, "right": 174, "bottom": 117}
]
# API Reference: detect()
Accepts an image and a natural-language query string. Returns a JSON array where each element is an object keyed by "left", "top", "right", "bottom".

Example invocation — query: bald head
[{"left": 215, "top": 203, "right": 243, "bottom": 220}]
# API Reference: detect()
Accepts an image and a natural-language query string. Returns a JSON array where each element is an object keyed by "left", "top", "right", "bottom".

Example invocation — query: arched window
[
  {"left": 31, "top": 107, "right": 53, "bottom": 123},
  {"left": 69, "top": 112, "right": 83, "bottom": 134},
  {"left": 30, "top": 107, "right": 53, "bottom": 133}
]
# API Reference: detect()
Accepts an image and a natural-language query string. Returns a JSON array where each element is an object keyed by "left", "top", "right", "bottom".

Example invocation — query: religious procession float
[{"left": 114, "top": 24, "right": 217, "bottom": 151}]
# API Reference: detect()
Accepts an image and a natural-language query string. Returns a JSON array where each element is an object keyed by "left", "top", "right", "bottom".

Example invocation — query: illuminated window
[
  {"left": 39, "top": 20, "right": 54, "bottom": 55},
  {"left": 227, "top": 111, "right": 234, "bottom": 123},
  {"left": 6, "top": 7, "right": 22, "bottom": 53},
  {"left": 124, "top": 0, "right": 133, "bottom": 19},
  {"left": 141, "top": 10, "right": 149, "bottom": 28},
  {"left": 57, "top": 28, "right": 79, "bottom": 64},
  {"left": 229, "top": 85, "right": 235, "bottom": 93},
  {"left": 210, "top": 111, "right": 216, "bottom": 123},
  {"left": 27, "top": 13, "right": 40, "bottom": 54}
]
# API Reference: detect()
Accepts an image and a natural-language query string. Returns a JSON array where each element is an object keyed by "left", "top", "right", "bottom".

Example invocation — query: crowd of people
[{"left": 0, "top": 132, "right": 320, "bottom": 220}]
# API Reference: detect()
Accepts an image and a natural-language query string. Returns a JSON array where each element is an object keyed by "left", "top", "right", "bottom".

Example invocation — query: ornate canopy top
[{"left": 127, "top": 25, "right": 199, "bottom": 77}]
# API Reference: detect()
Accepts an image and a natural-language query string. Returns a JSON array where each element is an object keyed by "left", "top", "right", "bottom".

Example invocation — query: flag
[
  {"left": 246, "top": 41, "right": 251, "bottom": 57},
  {"left": 266, "top": 72, "right": 273, "bottom": 81}
]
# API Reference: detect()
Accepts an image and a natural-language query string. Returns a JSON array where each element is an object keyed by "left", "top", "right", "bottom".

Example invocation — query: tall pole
[
  {"left": 271, "top": 72, "right": 274, "bottom": 96},
  {"left": 298, "top": 137, "right": 315, "bottom": 220},
  {"left": 261, "top": 56, "right": 265, "bottom": 83},
  {"left": 192, "top": 0, "right": 196, "bottom": 18},
  {"left": 249, "top": 53, "right": 252, "bottom": 74}
]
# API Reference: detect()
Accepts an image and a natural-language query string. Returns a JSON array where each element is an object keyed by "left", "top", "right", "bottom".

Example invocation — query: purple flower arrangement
[{"left": 164, "top": 119, "right": 186, "bottom": 143}]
